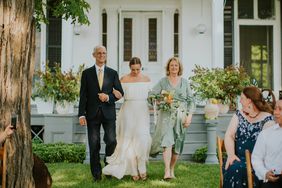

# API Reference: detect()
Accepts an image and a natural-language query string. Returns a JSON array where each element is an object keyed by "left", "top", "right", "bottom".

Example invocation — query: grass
[{"left": 47, "top": 161, "right": 219, "bottom": 188}]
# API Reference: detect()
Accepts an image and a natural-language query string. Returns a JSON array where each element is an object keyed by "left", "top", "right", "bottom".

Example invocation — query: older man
[
  {"left": 78, "top": 45, "right": 124, "bottom": 181},
  {"left": 252, "top": 99, "right": 282, "bottom": 188}
]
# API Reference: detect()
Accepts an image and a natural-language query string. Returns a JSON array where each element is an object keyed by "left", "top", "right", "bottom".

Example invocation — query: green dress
[{"left": 149, "top": 77, "right": 195, "bottom": 157}]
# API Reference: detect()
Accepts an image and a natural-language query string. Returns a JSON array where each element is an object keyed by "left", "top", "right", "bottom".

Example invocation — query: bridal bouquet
[{"left": 148, "top": 90, "right": 179, "bottom": 112}]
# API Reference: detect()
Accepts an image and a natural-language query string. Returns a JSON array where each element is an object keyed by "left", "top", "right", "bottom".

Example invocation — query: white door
[{"left": 119, "top": 12, "right": 162, "bottom": 84}]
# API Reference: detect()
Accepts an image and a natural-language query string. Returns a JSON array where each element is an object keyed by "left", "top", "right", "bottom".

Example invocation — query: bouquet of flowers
[{"left": 148, "top": 90, "right": 179, "bottom": 112}]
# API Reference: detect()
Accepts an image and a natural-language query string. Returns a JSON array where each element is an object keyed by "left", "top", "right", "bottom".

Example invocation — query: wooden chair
[
  {"left": 217, "top": 136, "right": 225, "bottom": 188},
  {"left": 0, "top": 142, "right": 7, "bottom": 188},
  {"left": 245, "top": 149, "right": 253, "bottom": 188},
  {"left": 217, "top": 137, "right": 254, "bottom": 188}
]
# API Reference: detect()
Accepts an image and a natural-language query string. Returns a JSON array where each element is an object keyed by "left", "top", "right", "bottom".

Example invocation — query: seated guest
[
  {"left": 252, "top": 99, "right": 282, "bottom": 188},
  {"left": 223, "top": 87, "right": 275, "bottom": 188}
]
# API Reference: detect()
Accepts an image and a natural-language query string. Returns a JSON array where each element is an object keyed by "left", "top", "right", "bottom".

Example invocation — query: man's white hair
[{"left": 93, "top": 45, "right": 106, "bottom": 53}]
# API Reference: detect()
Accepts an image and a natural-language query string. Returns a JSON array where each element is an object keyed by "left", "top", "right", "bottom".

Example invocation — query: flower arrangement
[
  {"left": 32, "top": 63, "right": 84, "bottom": 104},
  {"left": 189, "top": 65, "right": 251, "bottom": 109},
  {"left": 148, "top": 90, "right": 177, "bottom": 112},
  {"left": 148, "top": 90, "right": 194, "bottom": 125}
]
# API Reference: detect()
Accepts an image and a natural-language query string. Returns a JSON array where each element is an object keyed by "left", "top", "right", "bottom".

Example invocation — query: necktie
[{"left": 98, "top": 68, "right": 103, "bottom": 89}]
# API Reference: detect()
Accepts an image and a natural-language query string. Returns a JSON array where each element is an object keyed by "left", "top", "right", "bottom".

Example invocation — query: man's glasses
[{"left": 96, "top": 52, "right": 107, "bottom": 55}]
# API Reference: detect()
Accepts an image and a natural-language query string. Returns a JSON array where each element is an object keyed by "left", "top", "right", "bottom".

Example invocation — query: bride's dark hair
[{"left": 129, "top": 57, "right": 142, "bottom": 67}]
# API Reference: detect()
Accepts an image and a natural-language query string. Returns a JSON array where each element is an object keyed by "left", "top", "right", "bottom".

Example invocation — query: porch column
[
  {"left": 211, "top": 0, "right": 224, "bottom": 68},
  {"left": 205, "top": 119, "right": 218, "bottom": 164},
  {"left": 61, "top": 19, "right": 73, "bottom": 71},
  {"left": 162, "top": 9, "right": 175, "bottom": 65},
  {"left": 72, "top": 0, "right": 100, "bottom": 70},
  {"left": 106, "top": 8, "right": 119, "bottom": 71}
]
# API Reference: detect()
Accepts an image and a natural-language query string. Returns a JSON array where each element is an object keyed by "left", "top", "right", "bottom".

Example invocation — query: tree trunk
[{"left": 0, "top": 0, "right": 35, "bottom": 187}]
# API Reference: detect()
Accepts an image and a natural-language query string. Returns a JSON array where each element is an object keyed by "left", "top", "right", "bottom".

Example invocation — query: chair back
[
  {"left": 0, "top": 142, "right": 7, "bottom": 188},
  {"left": 217, "top": 136, "right": 225, "bottom": 188},
  {"left": 245, "top": 149, "right": 253, "bottom": 188}
]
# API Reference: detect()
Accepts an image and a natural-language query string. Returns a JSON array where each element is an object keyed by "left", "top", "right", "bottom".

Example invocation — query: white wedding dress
[{"left": 102, "top": 82, "right": 152, "bottom": 179}]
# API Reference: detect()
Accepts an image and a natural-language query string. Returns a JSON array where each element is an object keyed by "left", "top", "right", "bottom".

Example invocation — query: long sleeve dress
[{"left": 149, "top": 77, "right": 195, "bottom": 157}]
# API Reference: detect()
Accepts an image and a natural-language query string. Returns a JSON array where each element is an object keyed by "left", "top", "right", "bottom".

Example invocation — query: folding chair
[
  {"left": 245, "top": 149, "right": 253, "bottom": 188},
  {"left": 217, "top": 136, "right": 225, "bottom": 188},
  {"left": 0, "top": 142, "right": 7, "bottom": 188}
]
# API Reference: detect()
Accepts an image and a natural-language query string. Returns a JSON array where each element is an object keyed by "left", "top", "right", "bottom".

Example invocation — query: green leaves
[
  {"left": 192, "top": 145, "right": 207, "bottom": 163},
  {"left": 33, "top": 142, "right": 86, "bottom": 163},
  {"left": 32, "top": 63, "right": 84, "bottom": 103},
  {"left": 189, "top": 65, "right": 251, "bottom": 106},
  {"left": 34, "top": 0, "right": 90, "bottom": 30},
  {"left": 52, "top": 0, "right": 90, "bottom": 25}
]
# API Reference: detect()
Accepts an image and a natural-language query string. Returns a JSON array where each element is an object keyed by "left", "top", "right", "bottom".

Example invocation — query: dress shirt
[
  {"left": 94, "top": 63, "right": 109, "bottom": 102},
  {"left": 95, "top": 64, "right": 105, "bottom": 77},
  {"left": 252, "top": 124, "right": 282, "bottom": 182}
]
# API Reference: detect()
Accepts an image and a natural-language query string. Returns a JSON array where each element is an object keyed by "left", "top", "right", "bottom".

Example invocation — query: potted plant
[
  {"left": 32, "top": 63, "right": 84, "bottom": 114},
  {"left": 52, "top": 64, "right": 84, "bottom": 114},
  {"left": 32, "top": 65, "right": 56, "bottom": 114},
  {"left": 189, "top": 65, "right": 251, "bottom": 112}
]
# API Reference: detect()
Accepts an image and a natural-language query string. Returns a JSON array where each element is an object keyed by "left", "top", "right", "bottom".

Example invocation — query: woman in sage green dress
[{"left": 149, "top": 57, "right": 195, "bottom": 180}]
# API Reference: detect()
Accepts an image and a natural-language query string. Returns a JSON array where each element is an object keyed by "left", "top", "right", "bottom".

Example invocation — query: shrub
[
  {"left": 32, "top": 142, "right": 86, "bottom": 163},
  {"left": 192, "top": 145, "right": 208, "bottom": 163},
  {"left": 32, "top": 63, "right": 84, "bottom": 104},
  {"left": 189, "top": 65, "right": 251, "bottom": 108}
]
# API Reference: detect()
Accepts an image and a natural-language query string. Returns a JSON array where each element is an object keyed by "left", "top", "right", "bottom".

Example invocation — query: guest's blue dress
[{"left": 223, "top": 110, "right": 273, "bottom": 188}]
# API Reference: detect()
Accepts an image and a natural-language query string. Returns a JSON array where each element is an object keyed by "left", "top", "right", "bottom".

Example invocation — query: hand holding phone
[
  {"left": 272, "top": 169, "right": 281, "bottom": 177},
  {"left": 11, "top": 114, "right": 17, "bottom": 130}
]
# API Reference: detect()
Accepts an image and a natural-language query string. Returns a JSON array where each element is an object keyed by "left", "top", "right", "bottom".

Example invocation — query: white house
[
  {"left": 36, "top": 0, "right": 281, "bottom": 92},
  {"left": 32, "top": 0, "right": 282, "bottom": 159}
]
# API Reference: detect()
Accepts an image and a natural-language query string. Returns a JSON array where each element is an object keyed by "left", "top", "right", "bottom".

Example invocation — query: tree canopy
[{"left": 34, "top": 0, "right": 91, "bottom": 29}]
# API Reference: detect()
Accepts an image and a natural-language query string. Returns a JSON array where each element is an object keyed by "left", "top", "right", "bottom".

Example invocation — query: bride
[{"left": 102, "top": 57, "right": 152, "bottom": 181}]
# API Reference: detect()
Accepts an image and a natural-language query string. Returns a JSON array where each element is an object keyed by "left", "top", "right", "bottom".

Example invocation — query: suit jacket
[{"left": 78, "top": 65, "right": 124, "bottom": 121}]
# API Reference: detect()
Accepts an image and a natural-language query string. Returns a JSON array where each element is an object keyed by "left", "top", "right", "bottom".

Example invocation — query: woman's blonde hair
[{"left": 165, "top": 57, "right": 183, "bottom": 76}]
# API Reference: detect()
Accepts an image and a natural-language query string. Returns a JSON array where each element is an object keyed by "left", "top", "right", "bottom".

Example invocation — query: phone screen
[
  {"left": 273, "top": 170, "right": 281, "bottom": 177},
  {"left": 11, "top": 114, "right": 17, "bottom": 129}
]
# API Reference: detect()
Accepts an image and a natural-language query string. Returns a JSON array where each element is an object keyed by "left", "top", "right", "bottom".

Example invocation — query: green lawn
[{"left": 47, "top": 162, "right": 219, "bottom": 188}]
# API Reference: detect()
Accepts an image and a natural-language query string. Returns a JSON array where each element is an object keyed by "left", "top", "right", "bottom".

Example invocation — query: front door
[{"left": 119, "top": 12, "right": 162, "bottom": 84}]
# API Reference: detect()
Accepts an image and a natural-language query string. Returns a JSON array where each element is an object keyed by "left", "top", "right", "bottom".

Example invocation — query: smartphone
[
  {"left": 11, "top": 114, "right": 17, "bottom": 130},
  {"left": 273, "top": 169, "right": 281, "bottom": 177},
  {"left": 279, "top": 90, "right": 282, "bottom": 100}
]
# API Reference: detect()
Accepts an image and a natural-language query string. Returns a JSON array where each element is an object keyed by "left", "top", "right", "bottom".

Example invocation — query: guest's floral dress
[{"left": 223, "top": 110, "right": 274, "bottom": 188}]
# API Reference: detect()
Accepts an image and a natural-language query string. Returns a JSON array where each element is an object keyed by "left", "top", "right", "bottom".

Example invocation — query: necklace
[{"left": 248, "top": 112, "right": 260, "bottom": 118}]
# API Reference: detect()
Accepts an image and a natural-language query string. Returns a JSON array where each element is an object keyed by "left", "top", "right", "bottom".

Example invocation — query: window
[
  {"left": 102, "top": 10, "right": 107, "bottom": 48},
  {"left": 258, "top": 0, "right": 275, "bottom": 19},
  {"left": 123, "top": 18, "right": 132, "bottom": 61},
  {"left": 240, "top": 26, "right": 273, "bottom": 88},
  {"left": 46, "top": 0, "right": 62, "bottom": 67},
  {"left": 148, "top": 18, "right": 157, "bottom": 62},
  {"left": 238, "top": 0, "right": 275, "bottom": 19},
  {"left": 174, "top": 11, "right": 179, "bottom": 57},
  {"left": 238, "top": 0, "right": 253, "bottom": 19}
]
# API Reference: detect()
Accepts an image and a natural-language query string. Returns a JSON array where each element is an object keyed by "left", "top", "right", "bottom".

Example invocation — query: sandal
[
  {"left": 132, "top": 175, "right": 140, "bottom": 181},
  {"left": 140, "top": 173, "right": 147, "bottom": 181}
]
